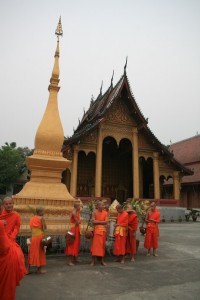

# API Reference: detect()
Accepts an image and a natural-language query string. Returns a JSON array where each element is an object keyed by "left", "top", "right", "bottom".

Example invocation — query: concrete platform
[{"left": 16, "top": 222, "right": 200, "bottom": 300}]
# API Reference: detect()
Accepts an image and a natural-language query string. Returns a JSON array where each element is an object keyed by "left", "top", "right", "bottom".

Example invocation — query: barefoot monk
[
  {"left": 90, "top": 201, "right": 108, "bottom": 266},
  {"left": 144, "top": 201, "right": 160, "bottom": 257}
]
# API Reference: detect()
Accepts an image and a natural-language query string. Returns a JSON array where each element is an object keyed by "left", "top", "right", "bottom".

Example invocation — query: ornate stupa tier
[{"left": 13, "top": 18, "right": 75, "bottom": 235}]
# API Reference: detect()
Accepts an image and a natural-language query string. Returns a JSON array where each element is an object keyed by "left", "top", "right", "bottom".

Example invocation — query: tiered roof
[{"left": 64, "top": 71, "right": 193, "bottom": 176}]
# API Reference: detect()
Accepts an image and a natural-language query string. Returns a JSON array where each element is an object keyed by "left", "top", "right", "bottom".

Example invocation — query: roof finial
[
  {"left": 110, "top": 70, "right": 114, "bottom": 86},
  {"left": 100, "top": 80, "right": 103, "bottom": 95},
  {"left": 55, "top": 16, "right": 63, "bottom": 39},
  {"left": 124, "top": 56, "right": 128, "bottom": 74}
]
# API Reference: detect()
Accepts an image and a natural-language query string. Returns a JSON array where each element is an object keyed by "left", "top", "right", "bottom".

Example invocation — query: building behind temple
[
  {"left": 168, "top": 135, "right": 200, "bottom": 208},
  {"left": 62, "top": 68, "right": 193, "bottom": 206}
]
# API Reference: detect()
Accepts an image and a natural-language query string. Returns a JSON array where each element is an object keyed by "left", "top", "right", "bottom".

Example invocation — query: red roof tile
[
  {"left": 170, "top": 135, "right": 200, "bottom": 183},
  {"left": 170, "top": 135, "right": 200, "bottom": 164}
]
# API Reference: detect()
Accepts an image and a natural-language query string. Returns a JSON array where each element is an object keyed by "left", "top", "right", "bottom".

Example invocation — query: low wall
[{"left": 157, "top": 206, "right": 186, "bottom": 221}]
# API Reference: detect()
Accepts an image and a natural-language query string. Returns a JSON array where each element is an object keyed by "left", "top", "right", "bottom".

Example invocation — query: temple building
[
  {"left": 62, "top": 68, "right": 193, "bottom": 205},
  {"left": 168, "top": 135, "right": 200, "bottom": 208}
]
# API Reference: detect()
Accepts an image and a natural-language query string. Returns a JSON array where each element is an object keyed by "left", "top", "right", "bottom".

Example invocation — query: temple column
[
  {"left": 139, "top": 158, "right": 143, "bottom": 198},
  {"left": 70, "top": 145, "right": 78, "bottom": 197},
  {"left": 95, "top": 126, "right": 103, "bottom": 197},
  {"left": 173, "top": 171, "right": 180, "bottom": 200},
  {"left": 153, "top": 152, "right": 160, "bottom": 199},
  {"left": 132, "top": 128, "right": 139, "bottom": 199}
]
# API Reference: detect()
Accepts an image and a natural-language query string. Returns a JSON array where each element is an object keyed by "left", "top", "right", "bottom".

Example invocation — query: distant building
[
  {"left": 168, "top": 135, "right": 200, "bottom": 208},
  {"left": 63, "top": 70, "right": 192, "bottom": 205}
]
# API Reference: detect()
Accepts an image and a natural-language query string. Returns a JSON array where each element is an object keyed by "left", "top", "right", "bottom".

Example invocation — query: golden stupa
[{"left": 13, "top": 18, "right": 75, "bottom": 235}]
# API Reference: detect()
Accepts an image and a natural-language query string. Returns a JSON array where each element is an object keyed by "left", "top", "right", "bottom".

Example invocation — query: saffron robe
[
  {"left": 144, "top": 209, "right": 160, "bottom": 249},
  {"left": 90, "top": 210, "right": 108, "bottom": 257},
  {"left": 65, "top": 211, "right": 81, "bottom": 256},
  {"left": 126, "top": 212, "right": 138, "bottom": 255},
  {"left": 28, "top": 215, "right": 46, "bottom": 267},
  {"left": 0, "top": 221, "right": 25, "bottom": 300},
  {"left": 0, "top": 210, "right": 27, "bottom": 280},
  {"left": 113, "top": 211, "right": 128, "bottom": 256},
  {"left": 0, "top": 210, "right": 21, "bottom": 241}
]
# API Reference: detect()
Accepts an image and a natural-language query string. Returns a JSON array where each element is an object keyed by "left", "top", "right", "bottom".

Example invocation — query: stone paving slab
[{"left": 16, "top": 222, "right": 200, "bottom": 300}]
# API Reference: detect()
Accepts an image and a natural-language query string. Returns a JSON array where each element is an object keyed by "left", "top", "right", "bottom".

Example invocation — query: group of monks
[
  {"left": 65, "top": 200, "right": 160, "bottom": 266},
  {"left": 0, "top": 197, "right": 160, "bottom": 299}
]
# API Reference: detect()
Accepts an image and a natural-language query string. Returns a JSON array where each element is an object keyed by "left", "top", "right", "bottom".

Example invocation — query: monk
[
  {"left": 0, "top": 197, "right": 21, "bottom": 241},
  {"left": 90, "top": 201, "right": 108, "bottom": 266},
  {"left": 126, "top": 204, "right": 138, "bottom": 262},
  {"left": 113, "top": 204, "right": 128, "bottom": 264},
  {"left": 0, "top": 198, "right": 26, "bottom": 300},
  {"left": 0, "top": 220, "right": 24, "bottom": 300},
  {"left": 65, "top": 202, "right": 81, "bottom": 266},
  {"left": 28, "top": 206, "right": 46, "bottom": 274},
  {"left": 144, "top": 201, "right": 160, "bottom": 256}
]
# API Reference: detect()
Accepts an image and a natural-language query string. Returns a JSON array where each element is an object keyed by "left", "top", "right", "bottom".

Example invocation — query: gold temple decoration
[
  {"left": 13, "top": 18, "right": 75, "bottom": 235},
  {"left": 55, "top": 16, "right": 63, "bottom": 37}
]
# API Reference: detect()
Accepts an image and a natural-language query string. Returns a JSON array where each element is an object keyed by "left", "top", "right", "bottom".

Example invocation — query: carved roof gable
[{"left": 105, "top": 99, "right": 136, "bottom": 126}]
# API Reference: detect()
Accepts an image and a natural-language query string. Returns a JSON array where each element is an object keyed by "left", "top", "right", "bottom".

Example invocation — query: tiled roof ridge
[{"left": 171, "top": 134, "right": 200, "bottom": 146}]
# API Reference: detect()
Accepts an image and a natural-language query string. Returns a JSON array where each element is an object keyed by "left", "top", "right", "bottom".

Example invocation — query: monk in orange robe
[
  {"left": 0, "top": 198, "right": 26, "bottom": 300},
  {"left": 90, "top": 201, "right": 108, "bottom": 266},
  {"left": 126, "top": 204, "right": 138, "bottom": 262},
  {"left": 28, "top": 206, "right": 46, "bottom": 274},
  {"left": 0, "top": 197, "right": 21, "bottom": 241},
  {"left": 113, "top": 204, "right": 128, "bottom": 264},
  {"left": 144, "top": 201, "right": 160, "bottom": 256},
  {"left": 65, "top": 202, "right": 81, "bottom": 266}
]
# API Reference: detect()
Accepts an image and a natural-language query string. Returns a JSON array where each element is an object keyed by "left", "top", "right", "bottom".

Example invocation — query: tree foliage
[{"left": 0, "top": 142, "right": 33, "bottom": 191}]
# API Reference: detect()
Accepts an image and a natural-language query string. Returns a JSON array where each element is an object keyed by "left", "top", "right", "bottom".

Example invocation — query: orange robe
[
  {"left": 28, "top": 215, "right": 46, "bottom": 267},
  {"left": 126, "top": 212, "right": 138, "bottom": 255},
  {"left": 65, "top": 211, "right": 81, "bottom": 256},
  {"left": 0, "top": 210, "right": 21, "bottom": 241},
  {"left": 0, "top": 210, "right": 27, "bottom": 281},
  {"left": 114, "top": 211, "right": 128, "bottom": 256},
  {"left": 0, "top": 221, "right": 25, "bottom": 300},
  {"left": 90, "top": 210, "right": 108, "bottom": 257},
  {"left": 144, "top": 209, "right": 160, "bottom": 249}
]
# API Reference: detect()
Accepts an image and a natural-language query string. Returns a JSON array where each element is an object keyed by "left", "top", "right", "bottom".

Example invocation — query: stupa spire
[{"left": 34, "top": 18, "right": 65, "bottom": 155}]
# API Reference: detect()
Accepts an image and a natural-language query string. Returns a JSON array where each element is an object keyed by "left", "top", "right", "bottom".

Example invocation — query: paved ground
[{"left": 16, "top": 222, "right": 200, "bottom": 300}]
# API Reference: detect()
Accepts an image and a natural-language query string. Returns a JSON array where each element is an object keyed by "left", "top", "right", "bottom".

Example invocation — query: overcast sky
[{"left": 0, "top": 0, "right": 199, "bottom": 149}]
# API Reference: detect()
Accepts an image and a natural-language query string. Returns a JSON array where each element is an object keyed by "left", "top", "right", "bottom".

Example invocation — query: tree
[{"left": 0, "top": 143, "right": 33, "bottom": 193}]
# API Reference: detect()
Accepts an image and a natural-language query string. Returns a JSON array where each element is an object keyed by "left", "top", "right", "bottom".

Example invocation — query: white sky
[{"left": 0, "top": 0, "right": 199, "bottom": 149}]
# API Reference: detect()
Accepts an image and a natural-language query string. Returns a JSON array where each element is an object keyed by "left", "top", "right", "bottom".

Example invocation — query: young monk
[
  {"left": 113, "top": 204, "right": 128, "bottom": 264},
  {"left": 28, "top": 206, "right": 46, "bottom": 274},
  {"left": 126, "top": 204, "right": 138, "bottom": 262},
  {"left": 0, "top": 197, "right": 27, "bottom": 278},
  {"left": 90, "top": 201, "right": 108, "bottom": 266},
  {"left": 65, "top": 202, "right": 81, "bottom": 266},
  {"left": 144, "top": 201, "right": 160, "bottom": 257}
]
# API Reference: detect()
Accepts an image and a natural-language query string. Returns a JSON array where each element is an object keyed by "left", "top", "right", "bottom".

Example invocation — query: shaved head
[{"left": 3, "top": 197, "right": 14, "bottom": 212}]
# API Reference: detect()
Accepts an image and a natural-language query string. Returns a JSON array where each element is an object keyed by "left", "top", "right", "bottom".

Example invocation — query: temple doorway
[
  {"left": 139, "top": 157, "right": 154, "bottom": 198},
  {"left": 77, "top": 151, "right": 96, "bottom": 197},
  {"left": 102, "top": 137, "right": 132, "bottom": 203}
]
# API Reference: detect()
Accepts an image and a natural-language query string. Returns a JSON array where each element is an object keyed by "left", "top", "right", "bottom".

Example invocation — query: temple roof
[
  {"left": 170, "top": 135, "right": 200, "bottom": 183},
  {"left": 64, "top": 72, "right": 147, "bottom": 144},
  {"left": 63, "top": 71, "right": 193, "bottom": 176}
]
